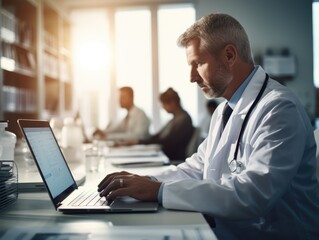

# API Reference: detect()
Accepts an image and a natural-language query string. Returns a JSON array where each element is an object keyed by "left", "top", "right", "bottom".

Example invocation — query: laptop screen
[{"left": 23, "top": 127, "right": 75, "bottom": 198}]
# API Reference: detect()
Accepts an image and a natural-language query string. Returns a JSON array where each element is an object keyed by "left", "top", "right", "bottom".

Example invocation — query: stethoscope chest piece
[{"left": 229, "top": 159, "right": 245, "bottom": 174}]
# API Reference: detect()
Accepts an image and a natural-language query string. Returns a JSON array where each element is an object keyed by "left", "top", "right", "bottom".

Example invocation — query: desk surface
[{"left": 0, "top": 151, "right": 217, "bottom": 239}]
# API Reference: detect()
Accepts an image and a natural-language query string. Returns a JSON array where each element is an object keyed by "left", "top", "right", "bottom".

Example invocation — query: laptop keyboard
[{"left": 68, "top": 190, "right": 108, "bottom": 206}]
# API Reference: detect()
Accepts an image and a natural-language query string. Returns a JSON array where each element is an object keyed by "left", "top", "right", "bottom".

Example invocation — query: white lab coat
[{"left": 154, "top": 67, "right": 319, "bottom": 239}]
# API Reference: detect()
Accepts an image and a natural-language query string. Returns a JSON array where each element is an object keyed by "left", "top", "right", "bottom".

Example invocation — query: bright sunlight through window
[
  {"left": 71, "top": 4, "right": 196, "bottom": 133},
  {"left": 115, "top": 9, "right": 152, "bottom": 121},
  {"left": 75, "top": 41, "right": 109, "bottom": 71},
  {"left": 158, "top": 5, "right": 196, "bottom": 124},
  {"left": 71, "top": 9, "right": 110, "bottom": 129}
]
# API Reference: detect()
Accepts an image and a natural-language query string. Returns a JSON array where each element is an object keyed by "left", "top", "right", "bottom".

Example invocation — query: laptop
[{"left": 17, "top": 119, "right": 159, "bottom": 213}]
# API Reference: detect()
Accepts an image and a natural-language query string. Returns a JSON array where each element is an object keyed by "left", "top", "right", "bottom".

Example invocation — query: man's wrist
[{"left": 148, "top": 176, "right": 163, "bottom": 204}]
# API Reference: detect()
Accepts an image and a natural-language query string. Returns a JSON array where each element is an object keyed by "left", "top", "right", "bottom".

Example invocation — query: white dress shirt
[{"left": 106, "top": 106, "right": 150, "bottom": 140}]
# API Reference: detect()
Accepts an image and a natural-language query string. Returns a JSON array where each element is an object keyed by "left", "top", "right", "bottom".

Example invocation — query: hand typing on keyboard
[
  {"left": 97, "top": 171, "right": 161, "bottom": 202},
  {"left": 69, "top": 190, "right": 109, "bottom": 207}
]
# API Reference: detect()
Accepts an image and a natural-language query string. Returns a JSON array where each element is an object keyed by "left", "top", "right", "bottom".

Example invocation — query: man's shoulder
[
  {"left": 131, "top": 105, "right": 147, "bottom": 114},
  {"left": 265, "top": 79, "right": 300, "bottom": 105},
  {"left": 130, "top": 106, "right": 149, "bottom": 120},
  {"left": 175, "top": 110, "right": 193, "bottom": 125}
]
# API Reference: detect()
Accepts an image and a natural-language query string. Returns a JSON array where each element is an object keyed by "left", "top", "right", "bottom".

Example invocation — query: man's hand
[
  {"left": 97, "top": 171, "right": 161, "bottom": 202},
  {"left": 92, "top": 129, "right": 107, "bottom": 140}
]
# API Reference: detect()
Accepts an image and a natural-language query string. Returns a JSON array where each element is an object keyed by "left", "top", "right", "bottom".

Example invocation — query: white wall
[{"left": 195, "top": 0, "right": 315, "bottom": 121}]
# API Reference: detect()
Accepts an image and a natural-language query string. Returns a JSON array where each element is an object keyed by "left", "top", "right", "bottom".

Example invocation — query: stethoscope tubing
[{"left": 230, "top": 73, "right": 269, "bottom": 173}]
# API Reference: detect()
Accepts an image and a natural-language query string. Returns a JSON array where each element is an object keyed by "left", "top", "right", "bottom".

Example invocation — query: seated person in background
[
  {"left": 199, "top": 99, "right": 219, "bottom": 141},
  {"left": 124, "top": 88, "right": 194, "bottom": 161},
  {"left": 93, "top": 86, "right": 150, "bottom": 141}
]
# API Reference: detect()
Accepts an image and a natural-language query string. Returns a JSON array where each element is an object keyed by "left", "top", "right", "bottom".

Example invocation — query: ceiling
[{"left": 53, "top": 0, "right": 190, "bottom": 12}]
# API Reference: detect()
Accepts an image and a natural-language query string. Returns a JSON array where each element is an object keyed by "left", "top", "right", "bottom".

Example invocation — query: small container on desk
[{"left": 0, "top": 160, "right": 18, "bottom": 211}]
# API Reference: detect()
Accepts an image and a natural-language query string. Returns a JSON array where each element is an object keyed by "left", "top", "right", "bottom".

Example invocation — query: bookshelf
[
  {"left": 0, "top": 0, "right": 73, "bottom": 137},
  {"left": 0, "top": 0, "right": 38, "bottom": 138}
]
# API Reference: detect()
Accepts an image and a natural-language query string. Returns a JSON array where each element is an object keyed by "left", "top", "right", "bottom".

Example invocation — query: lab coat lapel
[
  {"left": 204, "top": 105, "right": 224, "bottom": 179},
  {"left": 235, "top": 67, "right": 267, "bottom": 116},
  {"left": 205, "top": 67, "right": 267, "bottom": 180},
  {"left": 206, "top": 107, "right": 242, "bottom": 180}
]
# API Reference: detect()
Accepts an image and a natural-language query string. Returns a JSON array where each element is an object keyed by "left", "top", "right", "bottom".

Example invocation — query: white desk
[{"left": 0, "top": 153, "right": 217, "bottom": 239}]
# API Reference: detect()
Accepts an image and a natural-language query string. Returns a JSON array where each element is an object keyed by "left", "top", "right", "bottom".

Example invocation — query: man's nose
[{"left": 190, "top": 67, "right": 200, "bottom": 83}]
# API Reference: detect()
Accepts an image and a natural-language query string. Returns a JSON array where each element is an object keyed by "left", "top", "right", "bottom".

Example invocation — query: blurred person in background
[
  {"left": 93, "top": 86, "right": 150, "bottom": 141},
  {"left": 123, "top": 88, "right": 194, "bottom": 161}
]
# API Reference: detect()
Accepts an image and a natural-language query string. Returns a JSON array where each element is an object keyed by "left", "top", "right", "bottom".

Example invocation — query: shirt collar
[{"left": 228, "top": 66, "right": 258, "bottom": 109}]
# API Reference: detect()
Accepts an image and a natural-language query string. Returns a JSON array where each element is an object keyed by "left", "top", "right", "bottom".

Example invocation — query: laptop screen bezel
[{"left": 17, "top": 119, "right": 78, "bottom": 209}]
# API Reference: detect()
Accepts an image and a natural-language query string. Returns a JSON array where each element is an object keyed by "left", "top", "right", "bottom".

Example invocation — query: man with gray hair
[{"left": 97, "top": 13, "right": 319, "bottom": 239}]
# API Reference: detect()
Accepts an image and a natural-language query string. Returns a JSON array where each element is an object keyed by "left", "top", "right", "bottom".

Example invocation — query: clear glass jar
[{"left": 0, "top": 121, "right": 16, "bottom": 161}]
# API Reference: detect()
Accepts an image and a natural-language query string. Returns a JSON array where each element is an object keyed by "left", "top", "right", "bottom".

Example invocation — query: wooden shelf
[{"left": 0, "top": 0, "right": 73, "bottom": 137}]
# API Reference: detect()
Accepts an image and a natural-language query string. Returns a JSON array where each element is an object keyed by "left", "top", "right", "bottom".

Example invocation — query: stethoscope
[{"left": 228, "top": 73, "right": 269, "bottom": 174}]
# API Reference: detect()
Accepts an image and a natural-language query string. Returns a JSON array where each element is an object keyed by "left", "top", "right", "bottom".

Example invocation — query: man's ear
[{"left": 224, "top": 44, "right": 237, "bottom": 66}]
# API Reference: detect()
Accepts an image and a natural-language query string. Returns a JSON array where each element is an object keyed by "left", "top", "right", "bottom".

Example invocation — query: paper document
[
  {"left": 106, "top": 150, "right": 160, "bottom": 158},
  {"left": 110, "top": 154, "right": 170, "bottom": 167},
  {"left": 107, "top": 144, "right": 170, "bottom": 167},
  {"left": 107, "top": 144, "right": 161, "bottom": 155},
  {"left": 110, "top": 144, "right": 161, "bottom": 152},
  {"left": 0, "top": 225, "right": 217, "bottom": 240}
]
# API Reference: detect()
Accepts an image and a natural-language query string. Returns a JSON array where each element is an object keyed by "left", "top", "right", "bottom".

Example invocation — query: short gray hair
[{"left": 177, "top": 13, "right": 254, "bottom": 65}]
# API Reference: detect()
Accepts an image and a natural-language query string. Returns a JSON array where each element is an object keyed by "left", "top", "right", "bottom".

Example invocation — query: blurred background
[{"left": 0, "top": 0, "right": 317, "bottom": 138}]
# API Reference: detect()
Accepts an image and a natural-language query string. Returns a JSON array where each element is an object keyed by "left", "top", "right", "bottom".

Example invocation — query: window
[
  {"left": 158, "top": 5, "right": 196, "bottom": 125},
  {"left": 115, "top": 9, "right": 153, "bottom": 124},
  {"left": 71, "top": 4, "right": 196, "bottom": 136},
  {"left": 71, "top": 9, "right": 110, "bottom": 134}
]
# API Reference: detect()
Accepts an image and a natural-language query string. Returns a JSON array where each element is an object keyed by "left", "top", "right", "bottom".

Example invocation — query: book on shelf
[
  {"left": 26, "top": 52, "right": 36, "bottom": 70},
  {"left": 43, "top": 30, "right": 58, "bottom": 51},
  {"left": 1, "top": 9, "right": 33, "bottom": 47},
  {"left": 2, "top": 86, "right": 36, "bottom": 113},
  {"left": 1, "top": 9, "right": 16, "bottom": 42},
  {"left": 43, "top": 52, "right": 59, "bottom": 79},
  {"left": 18, "top": 21, "right": 32, "bottom": 47},
  {"left": 1, "top": 41, "right": 36, "bottom": 72},
  {"left": 2, "top": 86, "right": 17, "bottom": 112}
]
